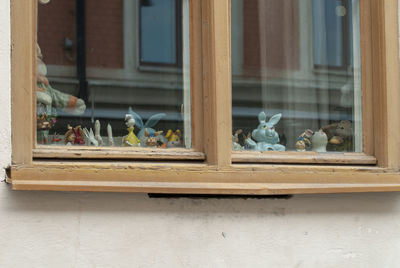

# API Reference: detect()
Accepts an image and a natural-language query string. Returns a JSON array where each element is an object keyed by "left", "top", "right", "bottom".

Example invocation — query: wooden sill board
[
  {"left": 9, "top": 181, "right": 400, "bottom": 195},
  {"left": 9, "top": 162, "right": 400, "bottom": 194},
  {"left": 33, "top": 147, "right": 205, "bottom": 160},
  {"left": 232, "top": 151, "right": 377, "bottom": 165}
]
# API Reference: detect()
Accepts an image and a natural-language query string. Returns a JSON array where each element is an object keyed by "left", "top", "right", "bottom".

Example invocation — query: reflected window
[
  {"left": 312, "top": 0, "right": 353, "bottom": 69},
  {"left": 139, "top": 0, "right": 182, "bottom": 67}
]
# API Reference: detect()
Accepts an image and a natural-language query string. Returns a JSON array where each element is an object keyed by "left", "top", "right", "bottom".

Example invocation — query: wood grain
[
  {"left": 382, "top": 0, "right": 400, "bottom": 169},
  {"left": 202, "top": 0, "right": 232, "bottom": 168},
  {"left": 232, "top": 151, "right": 376, "bottom": 165},
  {"left": 370, "top": 0, "right": 400, "bottom": 168},
  {"left": 10, "top": 181, "right": 400, "bottom": 195},
  {"left": 9, "top": 162, "right": 400, "bottom": 194},
  {"left": 9, "top": 161, "right": 398, "bottom": 184},
  {"left": 34, "top": 146, "right": 205, "bottom": 160},
  {"left": 11, "top": 0, "right": 36, "bottom": 164}
]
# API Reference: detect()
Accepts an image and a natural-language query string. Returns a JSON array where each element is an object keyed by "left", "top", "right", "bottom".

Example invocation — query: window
[
  {"left": 232, "top": 0, "right": 363, "bottom": 160},
  {"left": 312, "top": 0, "right": 354, "bottom": 69},
  {"left": 9, "top": 0, "right": 400, "bottom": 194},
  {"left": 36, "top": 0, "right": 192, "bottom": 149},
  {"left": 139, "top": 0, "right": 183, "bottom": 67}
]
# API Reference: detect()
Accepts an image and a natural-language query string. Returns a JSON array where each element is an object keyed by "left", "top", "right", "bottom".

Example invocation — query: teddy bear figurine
[{"left": 321, "top": 120, "right": 353, "bottom": 152}]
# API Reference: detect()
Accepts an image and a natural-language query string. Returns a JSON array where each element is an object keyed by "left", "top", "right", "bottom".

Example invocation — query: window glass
[
  {"left": 312, "top": 0, "right": 353, "bottom": 68},
  {"left": 36, "top": 0, "right": 191, "bottom": 149},
  {"left": 140, "top": 0, "right": 181, "bottom": 66},
  {"left": 232, "top": 0, "right": 362, "bottom": 153}
]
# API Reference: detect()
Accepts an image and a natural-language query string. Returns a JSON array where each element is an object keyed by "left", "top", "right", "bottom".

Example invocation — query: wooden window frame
[{"left": 8, "top": 0, "right": 400, "bottom": 194}]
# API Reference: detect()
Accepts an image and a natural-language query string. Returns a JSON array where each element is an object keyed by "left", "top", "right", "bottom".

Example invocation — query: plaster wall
[{"left": 1, "top": 2, "right": 400, "bottom": 267}]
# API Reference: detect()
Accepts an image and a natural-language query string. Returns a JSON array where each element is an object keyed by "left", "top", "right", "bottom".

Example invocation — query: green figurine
[{"left": 36, "top": 44, "right": 86, "bottom": 144}]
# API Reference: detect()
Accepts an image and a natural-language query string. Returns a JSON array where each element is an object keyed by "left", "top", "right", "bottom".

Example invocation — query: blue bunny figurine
[
  {"left": 127, "top": 107, "right": 166, "bottom": 141},
  {"left": 245, "top": 111, "right": 285, "bottom": 151}
]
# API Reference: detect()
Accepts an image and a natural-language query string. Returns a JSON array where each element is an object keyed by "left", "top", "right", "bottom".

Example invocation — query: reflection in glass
[
  {"left": 232, "top": 0, "right": 362, "bottom": 153},
  {"left": 36, "top": 0, "right": 191, "bottom": 148},
  {"left": 140, "top": 0, "right": 180, "bottom": 66}
]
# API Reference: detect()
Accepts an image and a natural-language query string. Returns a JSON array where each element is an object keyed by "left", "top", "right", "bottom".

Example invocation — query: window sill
[
  {"left": 34, "top": 146, "right": 205, "bottom": 160},
  {"left": 8, "top": 161, "right": 400, "bottom": 194},
  {"left": 138, "top": 65, "right": 183, "bottom": 74},
  {"left": 232, "top": 151, "right": 377, "bottom": 165}
]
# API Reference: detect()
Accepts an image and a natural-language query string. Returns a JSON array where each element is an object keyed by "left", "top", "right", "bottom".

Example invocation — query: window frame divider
[{"left": 201, "top": 0, "right": 232, "bottom": 168}]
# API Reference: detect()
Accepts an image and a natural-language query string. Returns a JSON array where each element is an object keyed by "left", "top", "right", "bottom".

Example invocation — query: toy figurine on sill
[
  {"left": 232, "top": 129, "right": 244, "bottom": 150},
  {"left": 64, "top": 125, "right": 85, "bottom": 145},
  {"left": 122, "top": 114, "right": 140, "bottom": 147},
  {"left": 107, "top": 124, "right": 114, "bottom": 146},
  {"left": 321, "top": 120, "right": 353, "bottom": 152},
  {"left": 52, "top": 132, "right": 62, "bottom": 143},
  {"left": 311, "top": 129, "right": 328, "bottom": 152},
  {"left": 82, "top": 127, "right": 98, "bottom": 146},
  {"left": 165, "top": 129, "right": 182, "bottom": 148},
  {"left": 127, "top": 107, "right": 166, "bottom": 141},
  {"left": 36, "top": 44, "right": 86, "bottom": 144},
  {"left": 143, "top": 128, "right": 164, "bottom": 148},
  {"left": 245, "top": 112, "right": 286, "bottom": 151},
  {"left": 243, "top": 132, "right": 253, "bottom": 150},
  {"left": 94, "top": 120, "right": 103, "bottom": 146},
  {"left": 295, "top": 129, "right": 314, "bottom": 152}
]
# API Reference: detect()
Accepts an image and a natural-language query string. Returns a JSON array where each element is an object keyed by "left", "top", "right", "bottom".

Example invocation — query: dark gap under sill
[{"left": 148, "top": 193, "right": 293, "bottom": 199}]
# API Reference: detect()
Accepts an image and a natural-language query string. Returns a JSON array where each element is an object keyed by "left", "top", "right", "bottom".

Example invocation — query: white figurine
[
  {"left": 107, "top": 124, "right": 114, "bottom": 146},
  {"left": 311, "top": 129, "right": 328, "bottom": 152},
  {"left": 94, "top": 120, "right": 103, "bottom": 146},
  {"left": 83, "top": 128, "right": 99, "bottom": 146}
]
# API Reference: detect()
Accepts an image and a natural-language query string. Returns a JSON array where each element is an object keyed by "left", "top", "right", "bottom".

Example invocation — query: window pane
[
  {"left": 140, "top": 0, "right": 179, "bottom": 65},
  {"left": 36, "top": 0, "right": 191, "bottom": 149},
  {"left": 232, "top": 0, "right": 362, "bottom": 153}
]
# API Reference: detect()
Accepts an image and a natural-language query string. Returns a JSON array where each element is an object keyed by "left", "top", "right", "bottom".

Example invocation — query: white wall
[
  {"left": 0, "top": 0, "right": 10, "bottom": 179},
  {"left": 2, "top": 189, "right": 400, "bottom": 268},
  {"left": 1, "top": 2, "right": 400, "bottom": 268}
]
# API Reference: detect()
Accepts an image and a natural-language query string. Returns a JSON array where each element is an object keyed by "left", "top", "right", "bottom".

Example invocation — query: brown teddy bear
[{"left": 321, "top": 120, "right": 353, "bottom": 152}]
